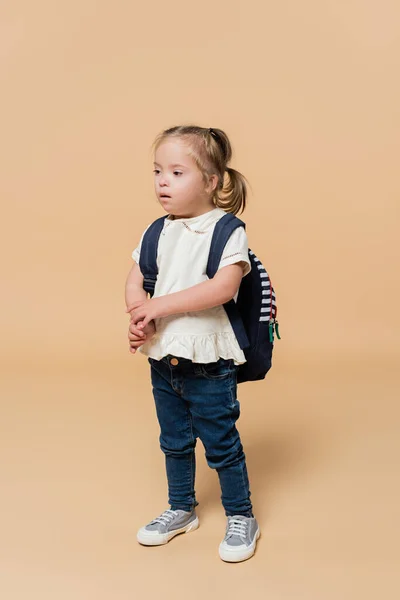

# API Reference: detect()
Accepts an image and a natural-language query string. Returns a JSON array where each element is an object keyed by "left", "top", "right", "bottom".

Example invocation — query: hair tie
[
  {"left": 208, "top": 127, "right": 228, "bottom": 163},
  {"left": 208, "top": 127, "right": 219, "bottom": 141}
]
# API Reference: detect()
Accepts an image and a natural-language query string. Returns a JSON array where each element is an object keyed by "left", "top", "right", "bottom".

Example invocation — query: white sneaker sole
[
  {"left": 219, "top": 528, "right": 261, "bottom": 562},
  {"left": 137, "top": 516, "right": 199, "bottom": 546}
]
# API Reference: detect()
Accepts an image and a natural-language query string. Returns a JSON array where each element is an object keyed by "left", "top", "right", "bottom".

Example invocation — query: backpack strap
[
  {"left": 138, "top": 215, "right": 168, "bottom": 296},
  {"left": 206, "top": 213, "right": 250, "bottom": 350}
]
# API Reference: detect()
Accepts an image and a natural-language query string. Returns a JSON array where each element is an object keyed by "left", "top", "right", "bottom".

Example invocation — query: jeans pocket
[{"left": 199, "top": 358, "right": 235, "bottom": 380}]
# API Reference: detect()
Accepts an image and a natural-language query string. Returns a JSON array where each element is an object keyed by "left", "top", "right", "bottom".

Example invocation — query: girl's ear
[{"left": 205, "top": 173, "right": 219, "bottom": 195}]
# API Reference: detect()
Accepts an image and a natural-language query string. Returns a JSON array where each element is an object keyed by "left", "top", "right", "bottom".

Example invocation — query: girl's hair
[{"left": 151, "top": 125, "right": 248, "bottom": 215}]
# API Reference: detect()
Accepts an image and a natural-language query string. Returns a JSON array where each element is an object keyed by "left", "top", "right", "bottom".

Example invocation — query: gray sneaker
[
  {"left": 219, "top": 515, "right": 260, "bottom": 562},
  {"left": 137, "top": 508, "right": 199, "bottom": 546}
]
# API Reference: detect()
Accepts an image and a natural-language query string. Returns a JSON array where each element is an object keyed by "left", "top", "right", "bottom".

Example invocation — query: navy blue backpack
[{"left": 139, "top": 212, "right": 280, "bottom": 384}]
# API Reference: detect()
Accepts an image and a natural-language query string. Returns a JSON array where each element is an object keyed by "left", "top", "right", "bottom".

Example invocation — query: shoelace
[
  {"left": 151, "top": 509, "right": 180, "bottom": 526},
  {"left": 226, "top": 517, "right": 249, "bottom": 538}
]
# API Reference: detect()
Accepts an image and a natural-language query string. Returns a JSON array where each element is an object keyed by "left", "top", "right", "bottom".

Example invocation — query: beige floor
[{"left": 1, "top": 353, "right": 398, "bottom": 600}]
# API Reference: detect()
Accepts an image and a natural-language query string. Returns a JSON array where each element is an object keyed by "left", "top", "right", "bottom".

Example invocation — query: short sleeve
[
  {"left": 131, "top": 224, "right": 151, "bottom": 264},
  {"left": 217, "top": 226, "right": 251, "bottom": 277}
]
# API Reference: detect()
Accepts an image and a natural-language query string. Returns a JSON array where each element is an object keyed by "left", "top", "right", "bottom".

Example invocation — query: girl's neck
[{"left": 169, "top": 205, "right": 217, "bottom": 221}]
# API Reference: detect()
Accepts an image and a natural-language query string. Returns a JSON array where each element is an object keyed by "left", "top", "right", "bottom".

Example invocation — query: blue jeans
[{"left": 148, "top": 354, "right": 254, "bottom": 517}]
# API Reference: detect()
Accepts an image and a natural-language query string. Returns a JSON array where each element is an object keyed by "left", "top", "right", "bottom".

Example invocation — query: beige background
[{"left": 1, "top": 1, "right": 399, "bottom": 598}]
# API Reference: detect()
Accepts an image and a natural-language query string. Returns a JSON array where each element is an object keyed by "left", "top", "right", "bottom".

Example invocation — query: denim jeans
[{"left": 148, "top": 354, "right": 253, "bottom": 517}]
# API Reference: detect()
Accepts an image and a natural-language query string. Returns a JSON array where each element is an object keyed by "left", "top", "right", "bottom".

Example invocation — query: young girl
[{"left": 124, "top": 125, "right": 260, "bottom": 563}]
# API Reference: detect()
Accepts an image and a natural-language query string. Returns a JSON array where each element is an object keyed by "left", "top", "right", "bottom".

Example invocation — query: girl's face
[{"left": 153, "top": 138, "right": 217, "bottom": 218}]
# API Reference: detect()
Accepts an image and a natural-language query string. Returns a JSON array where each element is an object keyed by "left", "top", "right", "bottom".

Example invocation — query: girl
[{"left": 124, "top": 125, "right": 260, "bottom": 563}]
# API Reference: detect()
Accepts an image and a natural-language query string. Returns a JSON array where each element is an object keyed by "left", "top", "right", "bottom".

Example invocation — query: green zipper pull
[
  {"left": 269, "top": 319, "right": 275, "bottom": 343},
  {"left": 275, "top": 320, "right": 281, "bottom": 340}
]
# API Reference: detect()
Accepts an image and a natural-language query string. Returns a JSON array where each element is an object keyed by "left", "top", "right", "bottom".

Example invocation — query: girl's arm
[
  {"left": 125, "top": 262, "right": 148, "bottom": 307},
  {"left": 125, "top": 263, "right": 156, "bottom": 342},
  {"left": 162, "top": 262, "right": 245, "bottom": 315},
  {"left": 126, "top": 262, "right": 246, "bottom": 325}
]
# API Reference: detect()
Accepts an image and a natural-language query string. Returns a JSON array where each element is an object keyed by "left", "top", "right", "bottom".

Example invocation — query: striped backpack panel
[{"left": 250, "top": 250, "right": 278, "bottom": 330}]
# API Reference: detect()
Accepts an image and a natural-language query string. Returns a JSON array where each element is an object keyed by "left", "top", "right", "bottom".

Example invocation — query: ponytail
[{"left": 214, "top": 165, "right": 247, "bottom": 216}]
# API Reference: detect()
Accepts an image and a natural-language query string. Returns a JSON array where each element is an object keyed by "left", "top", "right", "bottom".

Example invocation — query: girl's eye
[{"left": 153, "top": 169, "right": 182, "bottom": 176}]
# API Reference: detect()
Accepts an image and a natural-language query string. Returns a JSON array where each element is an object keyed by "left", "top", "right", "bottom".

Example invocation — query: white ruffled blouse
[{"left": 131, "top": 206, "right": 251, "bottom": 365}]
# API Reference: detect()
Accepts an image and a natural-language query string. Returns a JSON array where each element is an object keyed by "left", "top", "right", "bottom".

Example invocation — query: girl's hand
[
  {"left": 128, "top": 319, "right": 156, "bottom": 354},
  {"left": 125, "top": 298, "right": 165, "bottom": 329}
]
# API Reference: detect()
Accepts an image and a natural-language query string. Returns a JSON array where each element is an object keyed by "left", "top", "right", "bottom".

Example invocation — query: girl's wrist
[{"left": 152, "top": 296, "right": 170, "bottom": 319}]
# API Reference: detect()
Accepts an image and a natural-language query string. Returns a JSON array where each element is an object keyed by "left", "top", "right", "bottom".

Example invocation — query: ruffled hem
[{"left": 138, "top": 331, "right": 247, "bottom": 366}]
